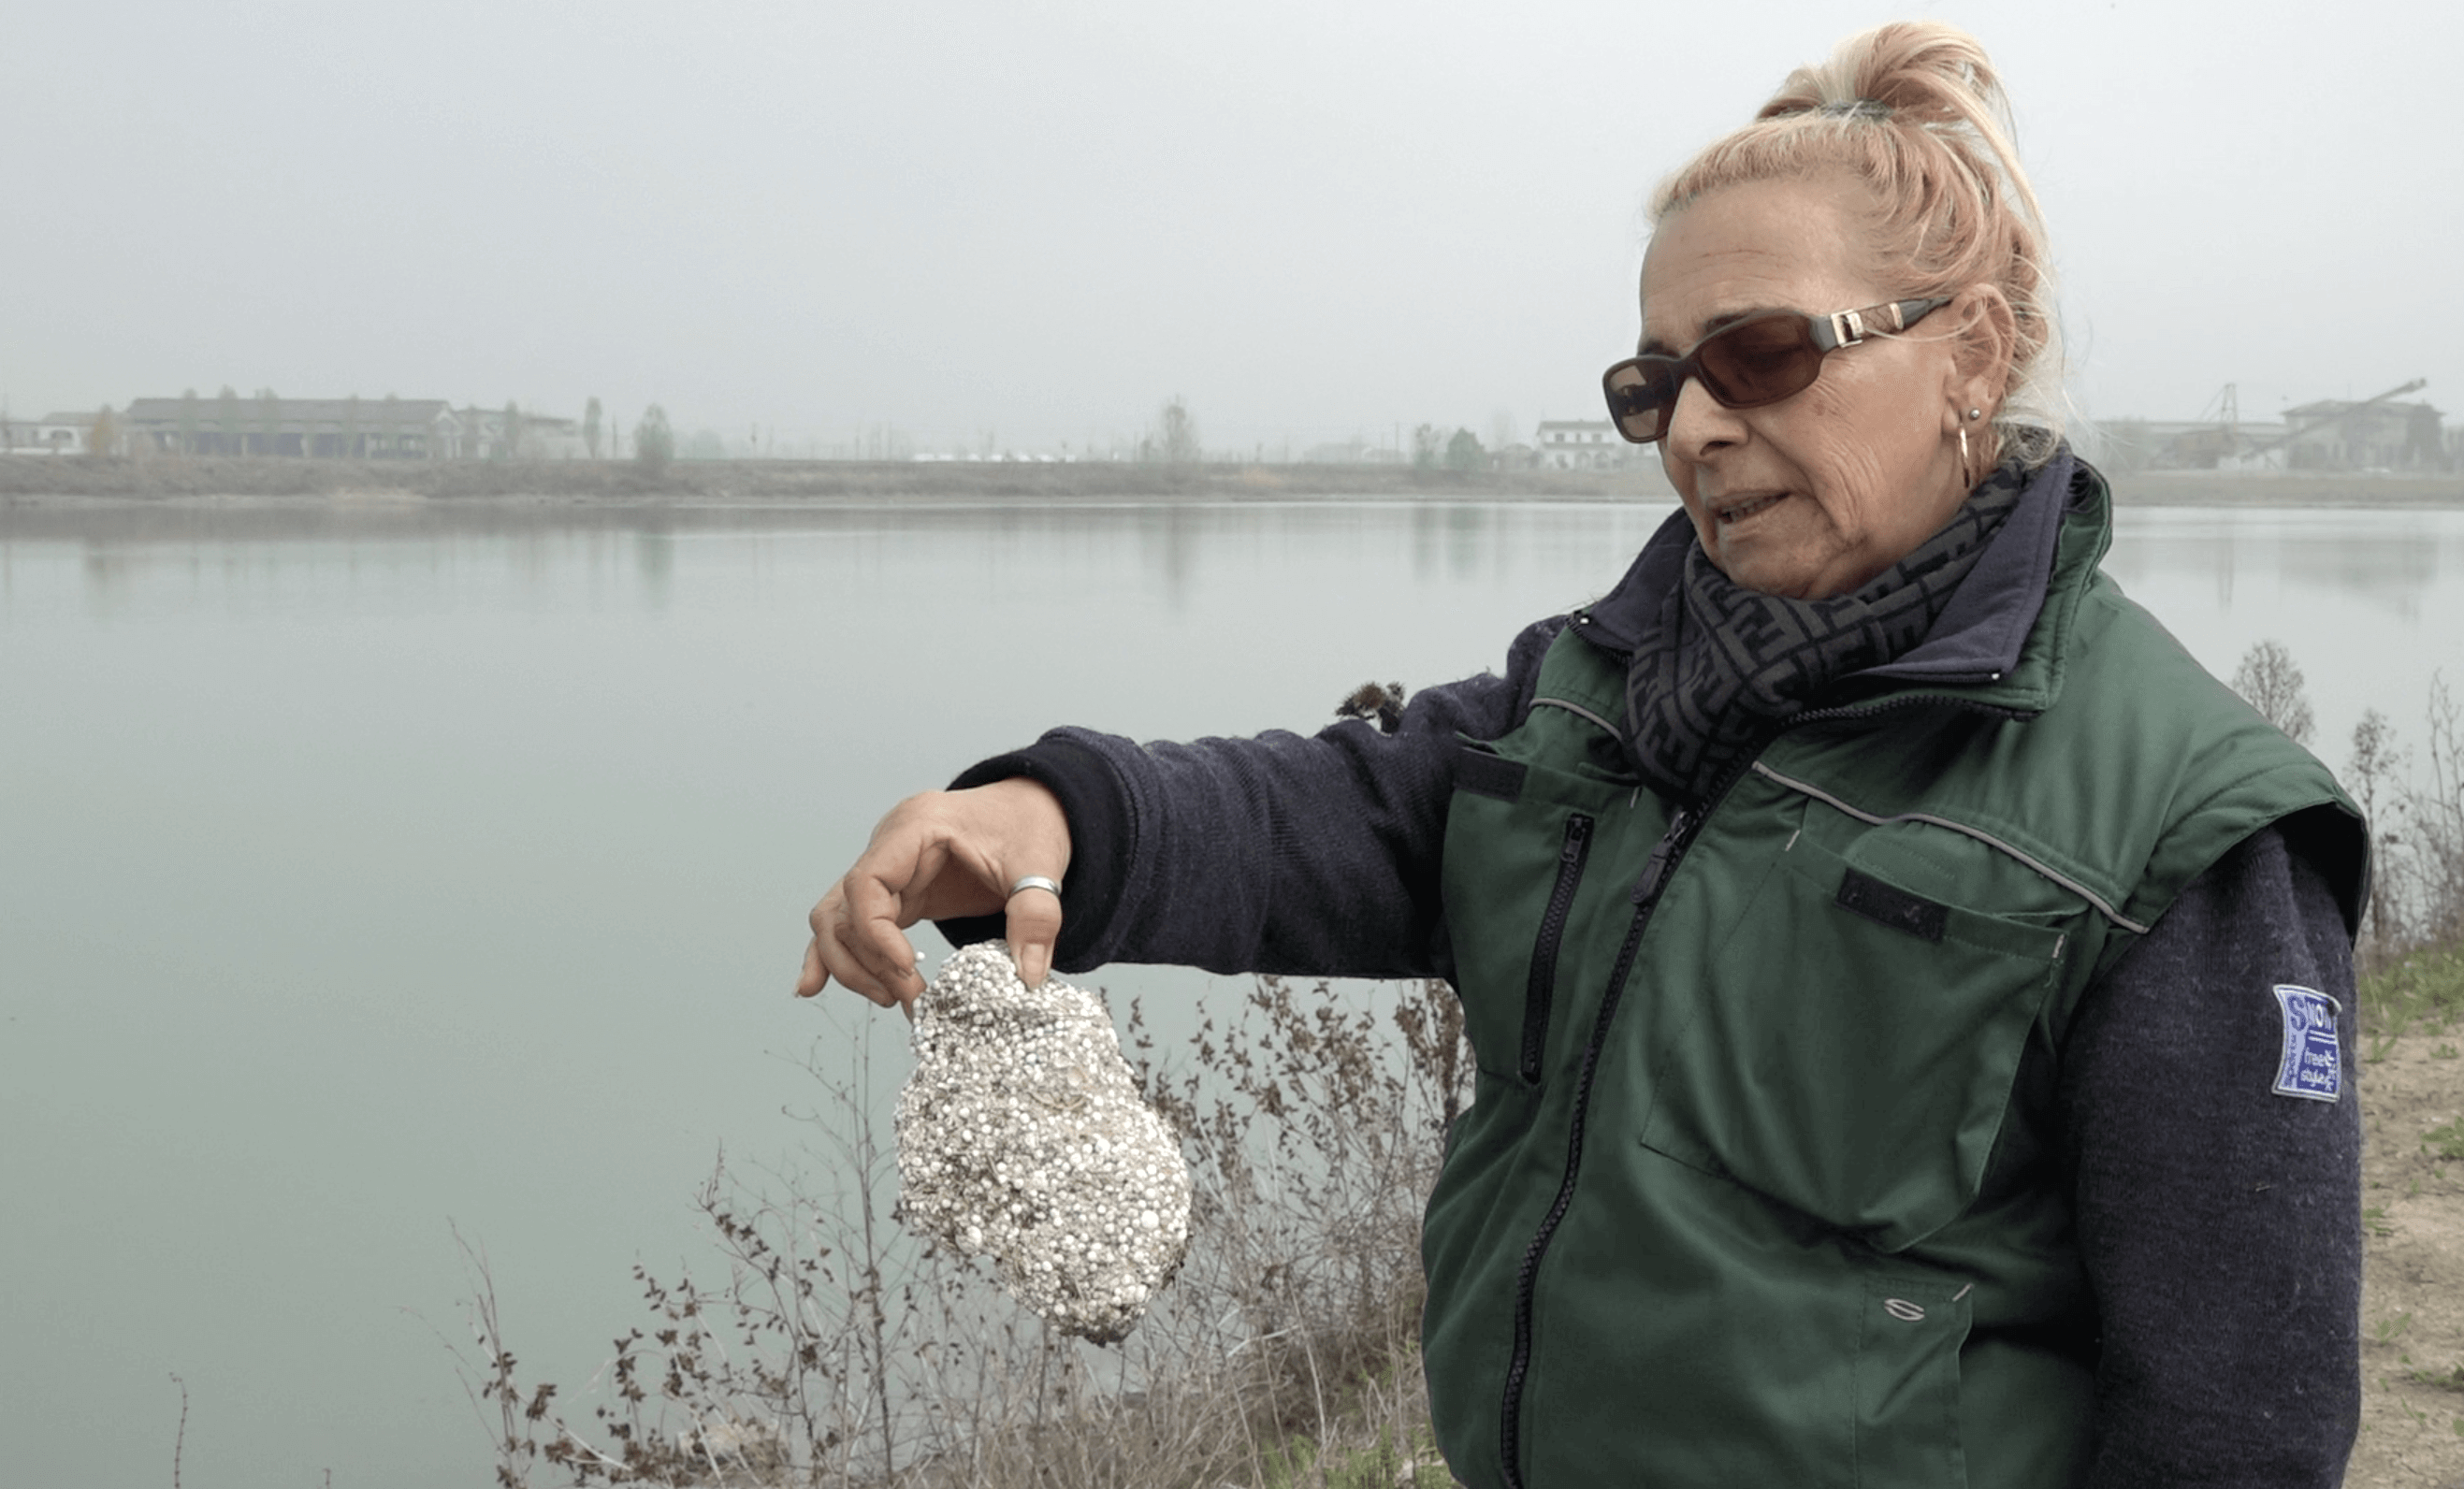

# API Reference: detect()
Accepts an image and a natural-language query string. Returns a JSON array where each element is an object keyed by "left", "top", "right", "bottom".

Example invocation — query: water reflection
[{"left": 3, "top": 492, "right": 2461, "bottom": 1489}]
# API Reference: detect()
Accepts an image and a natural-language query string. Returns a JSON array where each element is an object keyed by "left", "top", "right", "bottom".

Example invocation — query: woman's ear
[{"left": 1941, "top": 283, "right": 2018, "bottom": 426}]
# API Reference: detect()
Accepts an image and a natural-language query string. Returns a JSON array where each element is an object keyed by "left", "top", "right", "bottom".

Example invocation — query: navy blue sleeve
[
  {"left": 2061, "top": 819, "right": 2362, "bottom": 1488},
  {"left": 936, "top": 616, "right": 1567, "bottom": 979}
]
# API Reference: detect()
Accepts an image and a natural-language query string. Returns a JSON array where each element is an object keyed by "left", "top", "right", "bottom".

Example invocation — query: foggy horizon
[{"left": 7, "top": 0, "right": 2456, "bottom": 455}]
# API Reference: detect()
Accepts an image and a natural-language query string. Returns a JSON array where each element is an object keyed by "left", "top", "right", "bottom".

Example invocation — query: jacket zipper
[
  {"left": 1494, "top": 780, "right": 1718, "bottom": 1487},
  {"left": 1490, "top": 692, "right": 2039, "bottom": 1484},
  {"left": 1519, "top": 814, "right": 1595, "bottom": 1083}
]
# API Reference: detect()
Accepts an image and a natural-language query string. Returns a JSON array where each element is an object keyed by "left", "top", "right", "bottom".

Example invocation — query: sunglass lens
[
  {"left": 1694, "top": 317, "right": 1822, "bottom": 408},
  {"left": 1603, "top": 360, "right": 1676, "bottom": 442}
]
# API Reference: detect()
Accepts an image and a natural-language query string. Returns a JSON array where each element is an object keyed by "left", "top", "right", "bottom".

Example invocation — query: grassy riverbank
[{"left": 8, "top": 455, "right": 2463, "bottom": 509}]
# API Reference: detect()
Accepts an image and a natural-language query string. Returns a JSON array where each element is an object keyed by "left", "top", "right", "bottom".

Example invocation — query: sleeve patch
[{"left": 2270, "top": 984, "right": 2342, "bottom": 1103}]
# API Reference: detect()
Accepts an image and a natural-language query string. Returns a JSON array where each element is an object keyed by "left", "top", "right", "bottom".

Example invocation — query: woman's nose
[{"left": 1662, "top": 375, "right": 1747, "bottom": 462}]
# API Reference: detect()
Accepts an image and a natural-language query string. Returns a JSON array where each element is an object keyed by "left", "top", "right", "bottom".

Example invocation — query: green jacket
[{"left": 1423, "top": 473, "right": 2365, "bottom": 1488}]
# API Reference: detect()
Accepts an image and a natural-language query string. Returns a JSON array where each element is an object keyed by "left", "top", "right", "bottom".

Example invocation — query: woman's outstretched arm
[{"left": 801, "top": 615, "right": 1567, "bottom": 1003}]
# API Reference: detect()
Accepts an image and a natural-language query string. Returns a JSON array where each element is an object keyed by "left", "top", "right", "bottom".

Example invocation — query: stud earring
[{"left": 1966, "top": 407, "right": 1982, "bottom": 421}]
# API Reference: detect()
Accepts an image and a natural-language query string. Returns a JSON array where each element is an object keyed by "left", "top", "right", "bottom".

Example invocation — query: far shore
[{"left": 5, "top": 455, "right": 2462, "bottom": 513}]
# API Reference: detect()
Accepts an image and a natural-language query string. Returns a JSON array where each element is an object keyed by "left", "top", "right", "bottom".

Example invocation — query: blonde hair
[{"left": 1649, "top": 22, "right": 2065, "bottom": 469}]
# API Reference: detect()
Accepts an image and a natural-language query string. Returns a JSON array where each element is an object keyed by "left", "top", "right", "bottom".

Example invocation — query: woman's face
[{"left": 1642, "top": 174, "right": 1974, "bottom": 600}]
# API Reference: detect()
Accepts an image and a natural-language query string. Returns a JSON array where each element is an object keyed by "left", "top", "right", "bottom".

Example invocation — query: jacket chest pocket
[{"left": 1636, "top": 832, "right": 2066, "bottom": 1251}]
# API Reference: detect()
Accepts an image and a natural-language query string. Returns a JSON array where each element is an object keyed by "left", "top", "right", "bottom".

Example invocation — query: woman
[{"left": 801, "top": 23, "right": 2369, "bottom": 1487}]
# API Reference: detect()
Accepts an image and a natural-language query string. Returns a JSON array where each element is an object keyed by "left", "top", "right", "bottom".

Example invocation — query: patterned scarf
[{"left": 1621, "top": 460, "right": 2029, "bottom": 802}]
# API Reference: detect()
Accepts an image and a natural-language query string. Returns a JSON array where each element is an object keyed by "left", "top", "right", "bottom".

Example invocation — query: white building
[
  {"left": 0, "top": 412, "right": 105, "bottom": 455},
  {"left": 1534, "top": 419, "right": 1641, "bottom": 470}
]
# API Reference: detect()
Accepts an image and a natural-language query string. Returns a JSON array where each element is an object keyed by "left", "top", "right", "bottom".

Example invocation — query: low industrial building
[
  {"left": 2282, "top": 398, "right": 2446, "bottom": 471},
  {"left": 120, "top": 396, "right": 459, "bottom": 458}
]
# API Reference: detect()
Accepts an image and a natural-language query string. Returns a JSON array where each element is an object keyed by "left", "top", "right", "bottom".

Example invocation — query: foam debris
[{"left": 895, "top": 941, "right": 1193, "bottom": 1343}]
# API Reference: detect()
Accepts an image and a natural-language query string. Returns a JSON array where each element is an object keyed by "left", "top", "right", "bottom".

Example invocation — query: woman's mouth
[{"left": 1717, "top": 492, "right": 1789, "bottom": 525}]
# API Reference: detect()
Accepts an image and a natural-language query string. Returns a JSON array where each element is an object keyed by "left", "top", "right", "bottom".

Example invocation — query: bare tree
[
  {"left": 1154, "top": 397, "right": 1201, "bottom": 466},
  {"left": 1444, "top": 428, "right": 1483, "bottom": 473},
  {"left": 582, "top": 397, "right": 602, "bottom": 460},
  {"left": 634, "top": 404, "right": 674, "bottom": 476},
  {"left": 2231, "top": 639, "right": 2314, "bottom": 746},
  {"left": 2345, "top": 709, "right": 2407, "bottom": 962}
]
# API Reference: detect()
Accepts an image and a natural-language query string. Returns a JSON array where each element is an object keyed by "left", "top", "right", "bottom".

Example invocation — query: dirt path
[{"left": 2349, "top": 1027, "right": 2464, "bottom": 1487}]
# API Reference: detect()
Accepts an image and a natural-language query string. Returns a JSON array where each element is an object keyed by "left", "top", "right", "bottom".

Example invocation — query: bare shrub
[
  {"left": 2402, "top": 674, "right": 2464, "bottom": 948},
  {"left": 2347, "top": 674, "right": 2464, "bottom": 989},
  {"left": 2233, "top": 639, "right": 2315, "bottom": 746},
  {"left": 2347, "top": 707, "right": 2410, "bottom": 968},
  {"left": 456, "top": 976, "right": 1468, "bottom": 1488}
]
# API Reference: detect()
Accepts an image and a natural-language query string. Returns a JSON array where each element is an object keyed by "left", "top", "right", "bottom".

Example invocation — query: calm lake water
[{"left": 4, "top": 493, "right": 2461, "bottom": 1487}]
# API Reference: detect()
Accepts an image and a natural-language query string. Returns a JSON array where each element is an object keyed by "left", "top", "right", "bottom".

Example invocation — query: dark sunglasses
[{"left": 1600, "top": 296, "right": 1951, "bottom": 443}]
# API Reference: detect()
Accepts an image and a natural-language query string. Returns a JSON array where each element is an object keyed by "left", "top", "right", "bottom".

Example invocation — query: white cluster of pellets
[{"left": 894, "top": 941, "right": 1193, "bottom": 1344}]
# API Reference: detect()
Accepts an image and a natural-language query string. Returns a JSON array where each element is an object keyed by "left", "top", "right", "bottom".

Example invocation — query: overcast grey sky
[{"left": 6, "top": 0, "right": 2454, "bottom": 453}]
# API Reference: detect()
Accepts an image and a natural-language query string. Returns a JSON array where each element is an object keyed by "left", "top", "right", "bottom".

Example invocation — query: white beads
[{"left": 894, "top": 941, "right": 1194, "bottom": 1344}]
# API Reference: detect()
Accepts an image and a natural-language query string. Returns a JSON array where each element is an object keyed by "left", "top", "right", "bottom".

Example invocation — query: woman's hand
[{"left": 797, "top": 777, "right": 1073, "bottom": 1009}]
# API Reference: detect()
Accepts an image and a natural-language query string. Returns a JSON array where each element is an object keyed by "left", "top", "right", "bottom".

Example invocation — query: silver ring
[{"left": 1008, "top": 875, "right": 1065, "bottom": 901}]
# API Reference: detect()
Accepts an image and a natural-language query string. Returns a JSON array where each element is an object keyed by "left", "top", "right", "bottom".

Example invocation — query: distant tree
[
  {"left": 217, "top": 386, "right": 241, "bottom": 455},
  {"left": 87, "top": 406, "right": 118, "bottom": 459},
  {"left": 342, "top": 395, "right": 361, "bottom": 459},
  {"left": 1411, "top": 423, "right": 1443, "bottom": 469},
  {"left": 1154, "top": 397, "right": 1200, "bottom": 466},
  {"left": 2230, "top": 639, "right": 2315, "bottom": 746},
  {"left": 1487, "top": 409, "right": 1519, "bottom": 453},
  {"left": 382, "top": 392, "right": 402, "bottom": 458},
  {"left": 583, "top": 397, "right": 603, "bottom": 459},
  {"left": 635, "top": 404, "right": 674, "bottom": 476},
  {"left": 1445, "top": 427, "right": 1484, "bottom": 472},
  {"left": 500, "top": 400, "right": 522, "bottom": 460},
  {"left": 178, "top": 389, "right": 200, "bottom": 455}
]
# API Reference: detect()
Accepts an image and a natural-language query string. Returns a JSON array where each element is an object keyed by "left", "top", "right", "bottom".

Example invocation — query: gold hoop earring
[{"left": 1958, "top": 426, "right": 1971, "bottom": 471}]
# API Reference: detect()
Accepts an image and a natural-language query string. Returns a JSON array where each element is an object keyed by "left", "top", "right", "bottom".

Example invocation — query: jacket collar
[{"left": 1576, "top": 449, "right": 2109, "bottom": 718}]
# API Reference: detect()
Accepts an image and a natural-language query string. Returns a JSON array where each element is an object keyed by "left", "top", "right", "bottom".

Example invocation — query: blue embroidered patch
[{"left": 2271, "top": 984, "right": 2342, "bottom": 1103}]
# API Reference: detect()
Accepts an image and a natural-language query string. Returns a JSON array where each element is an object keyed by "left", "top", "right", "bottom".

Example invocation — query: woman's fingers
[
  {"left": 843, "top": 844, "right": 931, "bottom": 1002},
  {"left": 1004, "top": 880, "right": 1065, "bottom": 989},
  {"left": 798, "top": 777, "right": 1076, "bottom": 1007}
]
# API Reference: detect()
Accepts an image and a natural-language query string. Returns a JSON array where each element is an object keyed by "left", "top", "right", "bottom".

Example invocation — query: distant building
[
  {"left": 2282, "top": 398, "right": 2445, "bottom": 471},
  {"left": 1534, "top": 420, "right": 1642, "bottom": 470},
  {"left": 2094, "top": 418, "right": 2292, "bottom": 471},
  {"left": 453, "top": 406, "right": 586, "bottom": 460},
  {"left": 0, "top": 412, "right": 105, "bottom": 455},
  {"left": 123, "top": 396, "right": 458, "bottom": 458}
]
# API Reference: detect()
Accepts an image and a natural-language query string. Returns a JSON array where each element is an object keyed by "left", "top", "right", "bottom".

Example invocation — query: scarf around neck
[{"left": 1620, "top": 459, "right": 2030, "bottom": 802}]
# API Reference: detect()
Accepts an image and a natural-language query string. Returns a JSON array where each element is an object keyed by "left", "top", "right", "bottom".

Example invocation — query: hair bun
[{"left": 1654, "top": 22, "right": 2067, "bottom": 469}]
